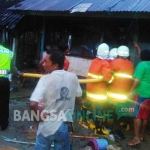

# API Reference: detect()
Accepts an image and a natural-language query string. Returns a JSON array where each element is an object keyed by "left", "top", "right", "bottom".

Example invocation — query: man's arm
[
  {"left": 30, "top": 101, "right": 44, "bottom": 122},
  {"left": 134, "top": 41, "right": 141, "bottom": 56},
  {"left": 30, "top": 101, "right": 39, "bottom": 113},
  {"left": 129, "top": 78, "right": 140, "bottom": 97},
  {"left": 8, "top": 58, "right": 20, "bottom": 81},
  {"left": 30, "top": 78, "right": 46, "bottom": 121}
]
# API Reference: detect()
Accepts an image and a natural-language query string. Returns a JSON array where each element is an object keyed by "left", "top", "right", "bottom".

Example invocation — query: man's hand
[
  {"left": 13, "top": 66, "right": 21, "bottom": 78},
  {"left": 8, "top": 74, "right": 12, "bottom": 82},
  {"left": 40, "top": 112, "right": 50, "bottom": 122}
]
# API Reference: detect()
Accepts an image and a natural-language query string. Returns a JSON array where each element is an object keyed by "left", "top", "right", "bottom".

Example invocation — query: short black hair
[
  {"left": 49, "top": 50, "right": 65, "bottom": 69},
  {"left": 58, "top": 42, "right": 68, "bottom": 52},
  {"left": 140, "top": 49, "right": 150, "bottom": 61}
]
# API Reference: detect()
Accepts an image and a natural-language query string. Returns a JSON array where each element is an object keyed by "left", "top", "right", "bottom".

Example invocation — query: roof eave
[{"left": 8, "top": 10, "right": 150, "bottom": 19}]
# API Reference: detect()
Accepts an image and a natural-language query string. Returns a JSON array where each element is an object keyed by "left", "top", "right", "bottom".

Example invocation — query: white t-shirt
[{"left": 30, "top": 70, "right": 82, "bottom": 137}]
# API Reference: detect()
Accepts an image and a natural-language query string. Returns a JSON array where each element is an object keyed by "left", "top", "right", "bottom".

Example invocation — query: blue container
[{"left": 88, "top": 138, "right": 108, "bottom": 150}]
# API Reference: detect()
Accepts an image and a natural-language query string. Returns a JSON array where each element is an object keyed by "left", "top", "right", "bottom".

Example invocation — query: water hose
[{"left": 21, "top": 73, "right": 103, "bottom": 84}]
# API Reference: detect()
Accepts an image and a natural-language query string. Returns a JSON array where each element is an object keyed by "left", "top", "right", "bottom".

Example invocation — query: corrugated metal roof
[
  {"left": 0, "top": 10, "right": 23, "bottom": 29},
  {"left": 8, "top": 0, "right": 150, "bottom": 13},
  {"left": 0, "top": 0, "right": 24, "bottom": 29},
  {"left": 73, "top": 0, "right": 150, "bottom": 12},
  {"left": 9, "top": 0, "right": 83, "bottom": 11},
  {"left": 106, "top": 0, "right": 150, "bottom": 12},
  {"left": 2, "top": 0, "right": 150, "bottom": 29},
  {"left": 0, "top": 0, "right": 23, "bottom": 12}
]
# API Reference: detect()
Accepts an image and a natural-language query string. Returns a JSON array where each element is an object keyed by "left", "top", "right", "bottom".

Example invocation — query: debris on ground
[
  {"left": 0, "top": 145, "right": 19, "bottom": 150},
  {"left": 107, "top": 144, "right": 123, "bottom": 150},
  {"left": 2, "top": 137, "right": 35, "bottom": 145}
]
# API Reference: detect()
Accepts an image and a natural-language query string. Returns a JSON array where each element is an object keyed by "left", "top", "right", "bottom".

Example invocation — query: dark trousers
[{"left": 0, "top": 77, "right": 10, "bottom": 125}]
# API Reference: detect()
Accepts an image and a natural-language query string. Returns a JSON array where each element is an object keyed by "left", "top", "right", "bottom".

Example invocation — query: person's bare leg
[
  {"left": 140, "top": 119, "right": 147, "bottom": 140},
  {"left": 134, "top": 118, "right": 141, "bottom": 140},
  {"left": 128, "top": 118, "right": 141, "bottom": 146}
]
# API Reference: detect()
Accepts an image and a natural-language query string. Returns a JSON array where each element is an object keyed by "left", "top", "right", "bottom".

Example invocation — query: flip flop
[{"left": 127, "top": 138, "right": 141, "bottom": 147}]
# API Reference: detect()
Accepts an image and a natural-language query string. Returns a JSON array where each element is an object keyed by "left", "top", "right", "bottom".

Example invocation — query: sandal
[
  {"left": 127, "top": 138, "right": 141, "bottom": 147},
  {"left": 139, "top": 135, "right": 145, "bottom": 142},
  {"left": 140, "top": 137, "right": 145, "bottom": 142}
]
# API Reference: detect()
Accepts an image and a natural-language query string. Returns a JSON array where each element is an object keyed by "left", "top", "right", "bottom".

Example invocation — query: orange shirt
[
  {"left": 86, "top": 58, "right": 112, "bottom": 101},
  {"left": 109, "top": 58, "right": 134, "bottom": 95}
]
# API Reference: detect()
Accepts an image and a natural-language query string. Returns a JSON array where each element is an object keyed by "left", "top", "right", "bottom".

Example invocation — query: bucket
[{"left": 88, "top": 138, "right": 108, "bottom": 150}]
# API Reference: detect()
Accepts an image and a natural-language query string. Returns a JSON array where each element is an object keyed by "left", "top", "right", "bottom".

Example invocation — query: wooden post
[
  {"left": 12, "top": 37, "right": 18, "bottom": 66},
  {"left": 131, "top": 19, "right": 139, "bottom": 66},
  {"left": 2, "top": 29, "right": 5, "bottom": 44}
]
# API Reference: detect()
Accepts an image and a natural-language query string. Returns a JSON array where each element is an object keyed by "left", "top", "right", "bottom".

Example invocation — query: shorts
[{"left": 134, "top": 95, "right": 150, "bottom": 120}]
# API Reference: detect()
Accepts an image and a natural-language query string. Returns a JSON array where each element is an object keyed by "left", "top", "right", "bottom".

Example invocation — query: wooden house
[{"left": 1, "top": 0, "right": 150, "bottom": 75}]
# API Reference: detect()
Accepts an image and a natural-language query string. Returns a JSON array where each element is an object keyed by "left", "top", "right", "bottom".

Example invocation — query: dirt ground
[{"left": 0, "top": 77, "right": 150, "bottom": 150}]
